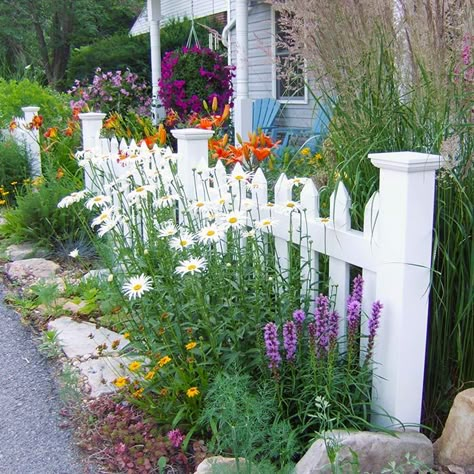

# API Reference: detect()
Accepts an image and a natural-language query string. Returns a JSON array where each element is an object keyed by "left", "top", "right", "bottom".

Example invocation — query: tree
[{"left": 0, "top": 0, "right": 143, "bottom": 88}]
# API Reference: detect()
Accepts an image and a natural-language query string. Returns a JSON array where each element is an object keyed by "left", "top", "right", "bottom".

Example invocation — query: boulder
[
  {"left": 295, "top": 430, "right": 433, "bottom": 474},
  {"left": 5, "top": 258, "right": 59, "bottom": 281},
  {"left": 5, "top": 243, "right": 48, "bottom": 261},
  {"left": 47, "top": 316, "right": 129, "bottom": 359},
  {"left": 195, "top": 456, "right": 255, "bottom": 474},
  {"left": 434, "top": 388, "right": 474, "bottom": 470},
  {"left": 78, "top": 356, "right": 134, "bottom": 398},
  {"left": 62, "top": 300, "right": 89, "bottom": 314}
]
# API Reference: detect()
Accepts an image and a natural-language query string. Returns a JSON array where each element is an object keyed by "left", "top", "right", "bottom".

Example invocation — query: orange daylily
[
  {"left": 141, "top": 133, "right": 160, "bottom": 149},
  {"left": 9, "top": 120, "right": 17, "bottom": 132},
  {"left": 44, "top": 127, "right": 58, "bottom": 139},
  {"left": 196, "top": 117, "right": 214, "bottom": 130},
  {"left": 29, "top": 115, "right": 43, "bottom": 130},
  {"left": 56, "top": 167, "right": 64, "bottom": 180},
  {"left": 209, "top": 134, "right": 229, "bottom": 151},
  {"left": 213, "top": 104, "right": 230, "bottom": 127},
  {"left": 103, "top": 115, "right": 118, "bottom": 129},
  {"left": 64, "top": 120, "right": 78, "bottom": 136},
  {"left": 250, "top": 146, "right": 273, "bottom": 162}
]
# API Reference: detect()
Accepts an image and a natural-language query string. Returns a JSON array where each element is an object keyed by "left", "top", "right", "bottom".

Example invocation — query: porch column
[
  {"left": 148, "top": 0, "right": 165, "bottom": 123},
  {"left": 234, "top": 0, "right": 253, "bottom": 142}
]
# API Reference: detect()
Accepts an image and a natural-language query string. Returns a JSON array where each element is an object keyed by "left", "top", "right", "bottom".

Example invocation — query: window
[{"left": 274, "top": 10, "right": 306, "bottom": 102}]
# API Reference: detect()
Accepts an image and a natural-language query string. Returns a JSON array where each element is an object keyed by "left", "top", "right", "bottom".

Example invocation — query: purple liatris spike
[
  {"left": 350, "top": 275, "right": 364, "bottom": 305},
  {"left": 264, "top": 322, "right": 281, "bottom": 370},
  {"left": 327, "top": 310, "right": 339, "bottom": 348},
  {"left": 365, "top": 300, "right": 383, "bottom": 363},
  {"left": 167, "top": 428, "right": 185, "bottom": 448},
  {"left": 292, "top": 309, "right": 306, "bottom": 333},
  {"left": 308, "top": 322, "right": 317, "bottom": 347},
  {"left": 347, "top": 299, "right": 361, "bottom": 335},
  {"left": 283, "top": 321, "right": 297, "bottom": 361},
  {"left": 314, "top": 294, "right": 330, "bottom": 355}
]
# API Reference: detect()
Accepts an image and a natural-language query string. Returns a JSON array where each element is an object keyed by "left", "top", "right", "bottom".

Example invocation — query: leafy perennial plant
[{"left": 58, "top": 141, "right": 383, "bottom": 466}]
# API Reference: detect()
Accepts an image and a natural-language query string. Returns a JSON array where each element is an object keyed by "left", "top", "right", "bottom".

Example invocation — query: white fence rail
[{"left": 79, "top": 112, "right": 443, "bottom": 429}]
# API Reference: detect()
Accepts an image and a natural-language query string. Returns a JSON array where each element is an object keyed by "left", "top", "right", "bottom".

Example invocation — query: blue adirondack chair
[
  {"left": 275, "top": 104, "right": 332, "bottom": 154},
  {"left": 252, "top": 98, "right": 281, "bottom": 133}
]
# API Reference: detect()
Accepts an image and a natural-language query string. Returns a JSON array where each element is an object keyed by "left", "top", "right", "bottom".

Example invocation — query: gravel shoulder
[{"left": 0, "top": 285, "right": 90, "bottom": 474}]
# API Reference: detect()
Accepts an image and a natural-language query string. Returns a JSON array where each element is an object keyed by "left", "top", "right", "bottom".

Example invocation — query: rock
[
  {"left": 5, "top": 243, "right": 48, "bottom": 261},
  {"left": 295, "top": 430, "right": 433, "bottom": 474},
  {"left": 5, "top": 258, "right": 59, "bottom": 281},
  {"left": 434, "top": 388, "right": 474, "bottom": 470},
  {"left": 77, "top": 357, "right": 134, "bottom": 398},
  {"left": 47, "top": 316, "right": 129, "bottom": 359},
  {"left": 62, "top": 300, "right": 89, "bottom": 314},
  {"left": 195, "top": 456, "right": 254, "bottom": 474}
]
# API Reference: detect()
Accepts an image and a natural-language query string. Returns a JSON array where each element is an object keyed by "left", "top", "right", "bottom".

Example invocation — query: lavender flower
[
  {"left": 347, "top": 299, "right": 361, "bottom": 334},
  {"left": 264, "top": 322, "right": 281, "bottom": 370},
  {"left": 283, "top": 321, "right": 297, "bottom": 361},
  {"left": 365, "top": 301, "right": 383, "bottom": 363},
  {"left": 293, "top": 309, "right": 306, "bottom": 333},
  {"left": 167, "top": 429, "right": 185, "bottom": 448},
  {"left": 351, "top": 275, "right": 364, "bottom": 305},
  {"left": 327, "top": 310, "right": 339, "bottom": 348},
  {"left": 314, "top": 294, "right": 330, "bottom": 356}
]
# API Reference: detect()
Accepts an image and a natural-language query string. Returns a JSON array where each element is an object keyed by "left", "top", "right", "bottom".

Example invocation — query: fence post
[
  {"left": 170, "top": 128, "right": 214, "bottom": 200},
  {"left": 79, "top": 112, "right": 106, "bottom": 150},
  {"left": 79, "top": 112, "right": 106, "bottom": 192},
  {"left": 369, "top": 151, "right": 442, "bottom": 429},
  {"left": 21, "top": 106, "right": 42, "bottom": 177}
]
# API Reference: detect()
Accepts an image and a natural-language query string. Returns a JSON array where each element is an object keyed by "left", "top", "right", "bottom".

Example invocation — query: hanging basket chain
[{"left": 186, "top": 0, "right": 201, "bottom": 48}]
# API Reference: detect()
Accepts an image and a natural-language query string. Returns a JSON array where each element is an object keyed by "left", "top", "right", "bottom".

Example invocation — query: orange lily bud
[{"left": 158, "top": 124, "right": 167, "bottom": 146}]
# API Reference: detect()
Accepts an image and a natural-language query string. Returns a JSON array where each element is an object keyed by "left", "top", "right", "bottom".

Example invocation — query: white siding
[
  {"left": 130, "top": 0, "right": 227, "bottom": 35},
  {"left": 229, "top": 1, "right": 316, "bottom": 129},
  {"left": 161, "top": 0, "right": 226, "bottom": 22}
]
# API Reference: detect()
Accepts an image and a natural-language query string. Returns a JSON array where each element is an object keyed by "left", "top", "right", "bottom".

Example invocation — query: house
[{"left": 131, "top": 0, "right": 317, "bottom": 138}]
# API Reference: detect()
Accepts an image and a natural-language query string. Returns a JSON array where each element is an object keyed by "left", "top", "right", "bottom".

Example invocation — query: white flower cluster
[{"left": 58, "top": 143, "right": 309, "bottom": 298}]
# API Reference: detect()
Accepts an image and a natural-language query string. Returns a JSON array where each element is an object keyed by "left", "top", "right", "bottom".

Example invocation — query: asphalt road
[{"left": 0, "top": 286, "right": 90, "bottom": 474}]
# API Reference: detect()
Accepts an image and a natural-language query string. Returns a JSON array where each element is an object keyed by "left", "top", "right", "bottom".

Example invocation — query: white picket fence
[
  {"left": 6, "top": 107, "right": 42, "bottom": 177},
  {"left": 79, "top": 112, "right": 443, "bottom": 430}
]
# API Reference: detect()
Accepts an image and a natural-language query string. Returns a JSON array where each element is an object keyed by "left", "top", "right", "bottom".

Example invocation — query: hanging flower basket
[{"left": 158, "top": 45, "right": 235, "bottom": 120}]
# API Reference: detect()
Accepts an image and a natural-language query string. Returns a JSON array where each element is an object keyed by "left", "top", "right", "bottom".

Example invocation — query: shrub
[
  {"left": 0, "top": 79, "right": 70, "bottom": 128},
  {"left": 0, "top": 167, "right": 91, "bottom": 251},
  {"left": 0, "top": 136, "right": 30, "bottom": 204},
  {"left": 68, "top": 68, "right": 152, "bottom": 117},
  {"left": 66, "top": 17, "right": 225, "bottom": 85},
  {"left": 159, "top": 45, "right": 234, "bottom": 119},
  {"left": 67, "top": 34, "right": 152, "bottom": 85}
]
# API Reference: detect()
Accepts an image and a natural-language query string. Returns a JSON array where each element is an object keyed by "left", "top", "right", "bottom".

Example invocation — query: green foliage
[
  {"left": 38, "top": 329, "right": 63, "bottom": 359},
  {"left": 201, "top": 373, "right": 297, "bottom": 471},
  {"left": 311, "top": 37, "right": 474, "bottom": 436},
  {"left": 0, "top": 137, "right": 30, "bottom": 203},
  {"left": 0, "top": 167, "right": 92, "bottom": 251},
  {"left": 0, "top": 79, "right": 70, "bottom": 128},
  {"left": 67, "top": 17, "right": 223, "bottom": 84},
  {"left": 67, "top": 34, "right": 152, "bottom": 84}
]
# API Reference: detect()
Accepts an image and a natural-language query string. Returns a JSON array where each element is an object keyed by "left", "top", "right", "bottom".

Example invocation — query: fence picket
[
  {"left": 300, "top": 178, "right": 320, "bottom": 305},
  {"left": 328, "top": 181, "right": 351, "bottom": 344},
  {"left": 273, "top": 173, "right": 291, "bottom": 275},
  {"left": 361, "top": 192, "right": 380, "bottom": 359}
]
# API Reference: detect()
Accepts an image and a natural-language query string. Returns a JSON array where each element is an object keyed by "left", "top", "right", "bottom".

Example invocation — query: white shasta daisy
[
  {"left": 175, "top": 257, "right": 207, "bottom": 276},
  {"left": 122, "top": 274, "right": 153, "bottom": 300}
]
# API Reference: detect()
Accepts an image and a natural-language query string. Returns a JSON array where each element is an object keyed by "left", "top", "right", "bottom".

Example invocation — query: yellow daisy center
[
  {"left": 135, "top": 186, "right": 145, "bottom": 192},
  {"left": 206, "top": 230, "right": 216, "bottom": 236},
  {"left": 132, "top": 283, "right": 143, "bottom": 291},
  {"left": 188, "top": 264, "right": 197, "bottom": 271},
  {"left": 229, "top": 217, "right": 238, "bottom": 224},
  {"left": 286, "top": 202, "right": 295, "bottom": 208},
  {"left": 262, "top": 220, "right": 271, "bottom": 226},
  {"left": 196, "top": 202, "right": 205, "bottom": 207},
  {"left": 180, "top": 240, "right": 188, "bottom": 246}
]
